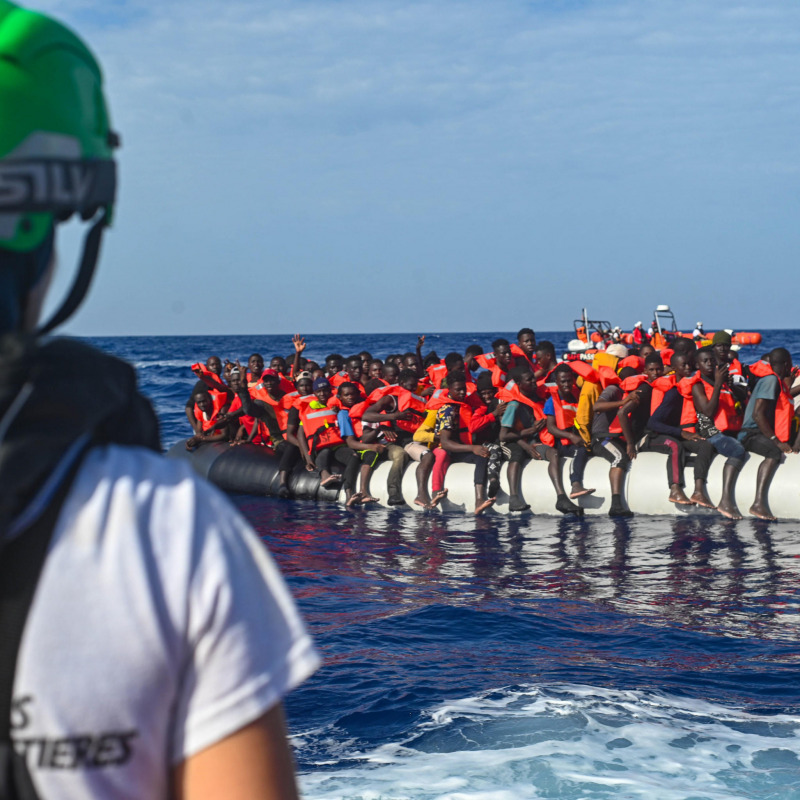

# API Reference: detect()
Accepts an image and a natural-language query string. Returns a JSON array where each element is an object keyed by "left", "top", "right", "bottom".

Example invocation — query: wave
[{"left": 298, "top": 683, "right": 800, "bottom": 800}]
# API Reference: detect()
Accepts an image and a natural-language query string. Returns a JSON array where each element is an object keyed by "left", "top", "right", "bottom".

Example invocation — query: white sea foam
[{"left": 299, "top": 683, "right": 800, "bottom": 800}]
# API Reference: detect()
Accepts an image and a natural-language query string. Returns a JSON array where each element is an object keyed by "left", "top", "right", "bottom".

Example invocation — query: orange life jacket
[
  {"left": 677, "top": 373, "right": 742, "bottom": 433},
  {"left": 300, "top": 403, "right": 344, "bottom": 453},
  {"left": 194, "top": 404, "right": 222, "bottom": 433},
  {"left": 748, "top": 361, "right": 794, "bottom": 442},
  {"left": 608, "top": 375, "right": 649, "bottom": 436},
  {"left": 496, "top": 380, "right": 551, "bottom": 445},
  {"left": 649, "top": 374, "right": 676, "bottom": 414},
  {"left": 546, "top": 387, "right": 579, "bottom": 446},
  {"left": 618, "top": 355, "right": 644, "bottom": 373},
  {"left": 510, "top": 344, "right": 537, "bottom": 372},
  {"left": 426, "top": 393, "right": 474, "bottom": 445},
  {"left": 426, "top": 362, "right": 448, "bottom": 389}
]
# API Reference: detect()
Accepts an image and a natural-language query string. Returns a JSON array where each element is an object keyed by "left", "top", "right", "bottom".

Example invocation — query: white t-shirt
[{"left": 9, "top": 444, "right": 319, "bottom": 799}]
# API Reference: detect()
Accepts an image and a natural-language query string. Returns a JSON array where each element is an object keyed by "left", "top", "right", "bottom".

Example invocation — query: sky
[{"left": 34, "top": 0, "right": 800, "bottom": 336}]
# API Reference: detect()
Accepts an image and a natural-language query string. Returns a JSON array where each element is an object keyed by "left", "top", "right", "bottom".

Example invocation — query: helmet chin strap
[{"left": 36, "top": 210, "right": 107, "bottom": 337}]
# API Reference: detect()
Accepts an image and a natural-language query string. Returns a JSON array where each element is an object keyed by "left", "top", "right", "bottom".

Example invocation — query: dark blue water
[{"left": 89, "top": 331, "right": 800, "bottom": 799}]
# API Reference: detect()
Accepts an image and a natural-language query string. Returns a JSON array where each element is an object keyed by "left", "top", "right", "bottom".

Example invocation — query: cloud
[{"left": 32, "top": 0, "right": 800, "bottom": 334}]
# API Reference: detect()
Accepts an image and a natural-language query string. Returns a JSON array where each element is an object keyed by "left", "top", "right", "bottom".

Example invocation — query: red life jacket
[
  {"left": 677, "top": 372, "right": 742, "bottom": 434},
  {"left": 346, "top": 400, "right": 370, "bottom": 438},
  {"left": 193, "top": 404, "right": 222, "bottom": 433},
  {"left": 329, "top": 370, "right": 350, "bottom": 387},
  {"left": 250, "top": 384, "right": 293, "bottom": 435},
  {"left": 394, "top": 388, "right": 428, "bottom": 434},
  {"left": 300, "top": 404, "right": 344, "bottom": 453},
  {"left": 729, "top": 358, "right": 743, "bottom": 377},
  {"left": 618, "top": 355, "right": 644, "bottom": 373},
  {"left": 474, "top": 352, "right": 495, "bottom": 371},
  {"left": 748, "top": 361, "right": 794, "bottom": 442}
]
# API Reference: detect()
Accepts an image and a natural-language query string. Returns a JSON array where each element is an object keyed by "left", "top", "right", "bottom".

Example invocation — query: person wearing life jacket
[
  {"left": 510, "top": 327, "right": 538, "bottom": 373},
  {"left": 738, "top": 348, "right": 800, "bottom": 520},
  {"left": 710, "top": 330, "right": 748, "bottom": 404},
  {"left": 543, "top": 363, "right": 596, "bottom": 503},
  {"left": 362, "top": 369, "right": 433, "bottom": 507},
  {"left": 367, "top": 359, "right": 387, "bottom": 384},
  {"left": 246, "top": 353, "right": 265, "bottom": 387},
  {"left": 498, "top": 366, "right": 583, "bottom": 515},
  {"left": 428, "top": 373, "right": 497, "bottom": 514},
  {"left": 613, "top": 356, "right": 665, "bottom": 457},
  {"left": 642, "top": 351, "right": 720, "bottom": 508},
  {"left": 465, "top": 343, "right": 484, "bottom": 376},
  {"left": 633, "top": 321, "right": 650, "bottom": 346},
  {"left": 679, "top": 347, "right": 748, "bottom": 519},
  {"left": 334, "top": 381, "right": 392, "bottom": 506},
  {"left": 325, "top": 353, "right": 345, "bottom": 379},
  {"left": 186, "top": 389, "right": 234, "bottom": 451},
  {"left": 582, "top": 361, "right": 637, "bottom": 518},
  {"left": 574, "top": 343, "right": 628, "bottom": 447},
  {"left": 297, "top": 378, "right": 360, "bottom": 501},
  {"left": 330, "top": 355, "right": 367, "bottom": 396},
  {"left": 186, "top": 357, "right": 232, "bottom": 431},
  {"left": 270, "top": 373, "right": 316, "bottom": 497},
  {"left": 533, "top": 340, "right": 557, "bottom": 382},
  {"left": 480, "top": 338, "right": 516, "bottom": 388}
]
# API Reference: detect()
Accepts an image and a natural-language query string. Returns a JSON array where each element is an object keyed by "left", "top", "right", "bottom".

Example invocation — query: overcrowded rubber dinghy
[{"left": 167, "top": 440, "right": 800, "bottom": 519}]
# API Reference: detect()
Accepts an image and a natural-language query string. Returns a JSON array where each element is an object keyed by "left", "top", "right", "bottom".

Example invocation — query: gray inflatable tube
[{"left": 166, "top": 440, "right": 800, "bottom": 518}]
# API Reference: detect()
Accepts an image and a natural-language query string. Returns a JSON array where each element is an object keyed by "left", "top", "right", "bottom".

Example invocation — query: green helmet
[{"left": 0, "top": 0, "right": 117, "bottom": 332}]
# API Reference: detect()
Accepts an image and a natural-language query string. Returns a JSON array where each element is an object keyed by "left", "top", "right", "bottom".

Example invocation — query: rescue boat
[{"left": 168, "top": 440, "right": 800, "bottom": 519}]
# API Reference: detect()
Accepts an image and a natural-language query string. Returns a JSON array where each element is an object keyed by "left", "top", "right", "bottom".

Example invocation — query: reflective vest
[
  {"left": 194, "top": 404, "right": 222, "bottom": 433},
  {"left": 300, "top": 403, "right": 344, "bottom": 453},
  {"left": 329, "top": 370, "right": 350, "bottom": 387},
  {"left": 393, "top": 388, "right": 427, "bottom": 434},
  {"left": 618, "top": 355, "right": 644, "bottom": 373},
  {"left": 748, "top": 361, "right": 794, "bottom": 442},
  {"left": 426, "top": 362, "right": 448, "bottom": 389}
]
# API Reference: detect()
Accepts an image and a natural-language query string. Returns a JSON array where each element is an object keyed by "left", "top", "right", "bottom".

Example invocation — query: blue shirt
[
  {"left": 740, "top": 374, "right": 779, "bottom": 435},
  {"left": 337, "top": 408, "right": 355, "bottom": 438},
  {"left": 543, "top": 397, "right": 555, "bottom": 416}
]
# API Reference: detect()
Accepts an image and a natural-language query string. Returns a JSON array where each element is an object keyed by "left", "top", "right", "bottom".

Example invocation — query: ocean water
[{"left": 87, "top": 330, "right": 800, "bottom": 800}]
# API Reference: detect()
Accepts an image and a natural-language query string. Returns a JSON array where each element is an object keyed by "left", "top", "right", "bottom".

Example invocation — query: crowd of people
[{"left": 185, "top": 328, "right": 800, "bottom": 520}]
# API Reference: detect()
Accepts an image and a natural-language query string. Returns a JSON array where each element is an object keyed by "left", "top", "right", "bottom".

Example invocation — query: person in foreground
[{"left": 0, "top": 2, "right": 318, "bottom": 797}]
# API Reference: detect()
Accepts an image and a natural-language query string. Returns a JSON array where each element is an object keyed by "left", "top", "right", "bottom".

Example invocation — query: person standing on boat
[
  {"left": 633, "top": 321, "right": 650, "bottom": 346},
  {"left": 0, "top": 3, "right": 318, "bottom": 797},
  {"left": 693, "top": 321, "right": 705, "bottom": 342}
]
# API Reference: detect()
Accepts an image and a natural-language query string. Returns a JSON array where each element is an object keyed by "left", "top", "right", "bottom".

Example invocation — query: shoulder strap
[{"left": 0, "top": 452, "right": 86, "bottom": 742}]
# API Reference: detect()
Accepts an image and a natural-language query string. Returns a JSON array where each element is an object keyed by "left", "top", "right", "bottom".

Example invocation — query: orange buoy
[
  {"left": 590, "top": 332, "right": 602, "bottom": 343},
  {"left": 621, "top": 333, "right": 634, "bottom": 345},
  {"left": 733, "top": 332, "right": 762, "bottom": 346}
]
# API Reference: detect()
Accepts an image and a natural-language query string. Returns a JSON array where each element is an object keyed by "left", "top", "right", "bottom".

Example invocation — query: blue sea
[{"left": 88, "top": 330, "right": 800, "bottom": 800}]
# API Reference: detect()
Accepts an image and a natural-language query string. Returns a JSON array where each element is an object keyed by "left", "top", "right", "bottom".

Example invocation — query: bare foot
[
  {"left": 749, "top": 503, "right": 777, "bottom": 521},
  {"left": 569, "top": 487, "right": 596, "bottom": 499},
  {"left": 717, "top": 502, "right": 743, "bottom": 520},
  {"left": 475, "top": 497, "right": 496, "bottom": 515},
  {"left": 360, "top": 495, "right": 379, "bottom": 504},
  {"left": 669, "top": 488, "right": 694, "bottom": 506},
  {"left": 690, "top": 491, "right": 715, "bottom": 509},
  {"left": 414, "top": 495, "right": 432, "bottom": 508},
  {"left": 346, "top": 492, "right": 363, "bottom": 507},
  {"left": 426, "top": 489, "right": 448, "bottom": 509},
  {"left": 321, "top": 473, "right": 342, "bottom": 488}
]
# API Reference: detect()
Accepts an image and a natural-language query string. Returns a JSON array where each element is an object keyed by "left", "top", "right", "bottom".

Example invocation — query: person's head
[
  {"left": 618, "top": 367, "right": 637, "bottom": 381},
  {"left": 447, "top": 372, "right": 468, "bottom": 403},
  {"left": 368, "top": 359, "right": 384, "bottom": 380},
  {"left": 634, "top": 321, "right": 642, "bottom": 329},
  {"left": 464, "top": 344, "right": 483, "bottom": 372},
  {"left": 475, "top": 371, "right": 496, "bottom": 405},
  {"left": 270, "top": 355, "right": 287, "bottom": 375},
  {"left": 492, "top": 338, "right": 513, "bottom": 369},
  {"left": 444, "top": 352, "right": 464, "bottom": 374},
  {"left": 696, "top": 347, "right": 716, "bottom": 380},
  {"left": 671, "top": 337, "right": 696, "bottom": 356},
  {"left": 261, "top": 368, "right": 280, "bottom": 393},
  {"left": 313, "top": 377, "right": 332, "bottom": 404},
  {"left": 711, "top": 330, "right": 732, "bottom": 365},
  {"left": 223, "top": 361, "right": 235, "bottom": 382},
  {"left": 398, "top": 368, "right": 418, "bottom": 392},
  {"left": 638, "top": 343, "right": 655, "bottom": 360},
  {"left": 535, "top": 341, "right": 556, "bottom": 369},
  {"left": 422, "top": 351, "right": 440, "bottom": 369},
  {"left": 205, "top": 356, "right": 222, "bottom": 375},
  {"left": 403, "top": 352, "right": 419, "bottom": 373},
  {"left": 227, "top": 368, "right": 243, "bottom": 392},
  {"left": 554, "top": 363, "right": 576, "bottom": 396},
  {"left": 517, "top": 327, "right": 536, "bottom": 356},
  {"left": 383, "top": 362, "right": 399, "bottom": 384},
  {"left": 248, "top": 353, "right": 264, "bottom": 377},
  {"left": 359, "top": 350, "right": 372, "bottom": 370},
  {"left": 337, "top": 381, "right": 360, "bottom": 408},
  {"left": 363, "top": 378, "right": 383, "bottom": 395},
  {"left": 644, "top": 354, "right": 664, "bottom": 381},
  {"left": 606, "top": 343, "right": 628, "bottom": 360},
  {"left": 325, "top": 354, "right": 343, "bottom": 375},
  {"left": 509, "top": 365, "right": 536, "bottom": 397},
  {"left": 0, "top": 3, "right": 118, "bottom": 335},
  {"left": 295, "top": 376, "right": 313, "bottom": 396},
  {"left": 670, "top": 352, "right": 695, "bottom": 379},
  {"left": 193, "top": 390, "right": 212, "bottom": 415},
  {"left": 310, "top": 367, "right": 325, "bottom": 381},
  {"left": 345, "top": 355, "right": 363, "bottom": 381},
  {"left": 768, "top": 347, "right": 792, "bottom": 379}
]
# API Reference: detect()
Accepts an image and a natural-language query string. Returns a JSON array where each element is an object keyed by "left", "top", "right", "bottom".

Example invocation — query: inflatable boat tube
[{"left": 167, "top": 440, "right": 800, "bottom": 519}]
